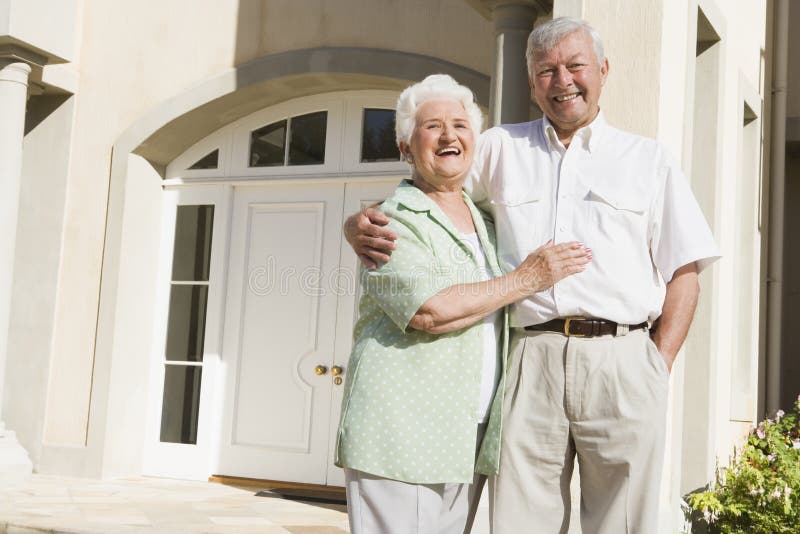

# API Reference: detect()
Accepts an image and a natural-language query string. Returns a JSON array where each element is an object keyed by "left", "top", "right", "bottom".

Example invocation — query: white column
[
  {"left": 0, "top": 60, "right": 34, "bottom": 485},
  {"left": 488, "top": 2, "right": 540, "bottom": 126}
]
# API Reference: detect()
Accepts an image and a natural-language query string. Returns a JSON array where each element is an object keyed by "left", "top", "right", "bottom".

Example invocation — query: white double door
[{"left": 216, "top": 179, "right": 396, "bottom": 486}]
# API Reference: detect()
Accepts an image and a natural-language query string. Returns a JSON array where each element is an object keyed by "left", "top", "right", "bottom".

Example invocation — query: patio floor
[{"left": 0, "top": 474, "right": 349, "bottom": 533}]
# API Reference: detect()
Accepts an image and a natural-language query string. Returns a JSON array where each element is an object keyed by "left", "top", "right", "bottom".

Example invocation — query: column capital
[{"left": 0, "top": 61, "right": 32, "bottom": 85}]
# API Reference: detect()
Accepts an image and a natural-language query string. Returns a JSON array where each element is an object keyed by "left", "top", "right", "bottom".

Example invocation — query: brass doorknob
[
  {"left": 315, "top": 365, "right": 328, "bottom": 376},
  {"left": 331, "top": 366, "right": 344, "bottom": 376}
]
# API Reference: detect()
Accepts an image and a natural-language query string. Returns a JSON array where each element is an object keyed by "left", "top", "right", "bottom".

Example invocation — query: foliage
[{"left": 687, "top": 395, "right": 800, "bottom": 533}]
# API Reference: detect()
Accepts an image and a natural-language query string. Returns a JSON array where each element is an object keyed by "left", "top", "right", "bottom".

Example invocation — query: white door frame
[
  {"left": 142, "top": 185, "right": 232, "bottom": 480},
  {"left": 145, "top": 89, "right": 406, "bottom": 483}
]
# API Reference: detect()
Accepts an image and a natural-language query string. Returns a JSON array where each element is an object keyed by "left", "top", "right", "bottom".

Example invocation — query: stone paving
[{"left": 0, "top": 475, "right": 349, "bottom": 533}]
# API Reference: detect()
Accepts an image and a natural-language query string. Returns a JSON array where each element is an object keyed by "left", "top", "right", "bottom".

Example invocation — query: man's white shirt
[{"left": 464, "top": 112, "right": 721, "bottom": 327}]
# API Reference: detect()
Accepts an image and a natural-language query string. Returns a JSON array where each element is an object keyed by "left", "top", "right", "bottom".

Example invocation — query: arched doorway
[{"left": 142, "top": 91, "right": 405, "bottom": 486}]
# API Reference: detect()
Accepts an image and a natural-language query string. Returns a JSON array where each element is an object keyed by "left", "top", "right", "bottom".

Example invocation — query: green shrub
[{"left": 687, "top": 395, "right": 800, "bottom": 533}]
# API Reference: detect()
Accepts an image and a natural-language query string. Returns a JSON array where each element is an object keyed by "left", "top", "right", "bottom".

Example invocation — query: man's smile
[{"left": 554, "top": 92, "right": 582, "bottom": 102}]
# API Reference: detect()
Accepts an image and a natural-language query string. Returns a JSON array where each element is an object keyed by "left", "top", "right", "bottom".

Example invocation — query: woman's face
[{"left": 402, "top": 98, "right": 475, "bottom": 188}]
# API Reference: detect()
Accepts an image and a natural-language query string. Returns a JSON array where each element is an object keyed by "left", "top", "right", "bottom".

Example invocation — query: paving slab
[{"left": 0, "top": 475, "right": 349, "bottom": 533}]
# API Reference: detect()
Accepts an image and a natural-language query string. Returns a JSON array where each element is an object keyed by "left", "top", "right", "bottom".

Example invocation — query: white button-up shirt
[{"left": 464, "top": 113, "right": 720, "bottom": 327}]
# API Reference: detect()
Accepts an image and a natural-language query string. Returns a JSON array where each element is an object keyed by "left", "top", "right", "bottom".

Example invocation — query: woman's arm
[{"left": 408, "top": 242, "right": 590, "bottom": 333}]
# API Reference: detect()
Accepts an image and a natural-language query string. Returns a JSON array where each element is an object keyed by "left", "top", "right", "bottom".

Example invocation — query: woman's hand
[
  {"left": 511, "top": 241, "right": 591, "bottom": 294},
  {"left": 343, "top": 207, "right": 398, "bottom": 269}
]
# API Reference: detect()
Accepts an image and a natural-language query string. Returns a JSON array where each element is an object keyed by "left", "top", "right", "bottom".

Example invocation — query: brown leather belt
[{"left": 524, "top": 318, "right": 649, "bottom": 338}]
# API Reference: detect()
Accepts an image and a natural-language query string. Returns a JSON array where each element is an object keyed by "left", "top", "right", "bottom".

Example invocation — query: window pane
[
  {"left": 250, "top": 120, "right": 287, "bottom": 167},
  {"left": 187, "top": 149, "right": 219, "bottom": 170},
  {"left": 172, "top": 205, "right": 214, "bottom": 282},
  {"left": 288, "top": 111, "right": 327, "bottom": 165},
  {"left": 165, "top": 285, "right": 208, "bottom": 362},
  {"left": 361, "top": 109, "right": 400, "bottom": 163},
  {"left": 160, "top": 365, "right": 202, "bottom": 444}
]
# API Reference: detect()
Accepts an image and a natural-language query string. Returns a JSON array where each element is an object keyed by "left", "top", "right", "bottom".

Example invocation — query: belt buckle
[{"left": 564, "top": 317, "right": 587, "bottom": 337}]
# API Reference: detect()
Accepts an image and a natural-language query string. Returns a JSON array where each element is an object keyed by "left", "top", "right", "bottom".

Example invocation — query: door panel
[
  {"left": 325, "top": 180, "right": 399, "bottom": 486},
  {"left": 217, "top": 183, "right": 344, "bottom": 483}
]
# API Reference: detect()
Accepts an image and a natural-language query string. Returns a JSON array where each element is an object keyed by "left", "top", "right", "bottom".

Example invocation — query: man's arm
[
  {"left": 343, "top": 207, "right": 398, "bottom": 269},
  {"left": 652, "top": 262, "right": 700, "bottom": 371}
]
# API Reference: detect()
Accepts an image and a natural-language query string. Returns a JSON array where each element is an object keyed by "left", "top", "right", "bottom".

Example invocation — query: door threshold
[{"left": 209, "top": 475, "right": 346, "bottom": 504}]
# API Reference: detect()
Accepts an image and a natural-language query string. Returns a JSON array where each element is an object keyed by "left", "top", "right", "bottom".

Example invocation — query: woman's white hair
[
  {"left": 395, "top": 74, "right": 483, "bottom": 147},
  {"left": 526, "top": 17, "right": 605, "bottom": 77}
]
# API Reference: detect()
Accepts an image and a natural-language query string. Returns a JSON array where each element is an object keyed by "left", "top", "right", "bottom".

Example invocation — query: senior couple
[{"left": 334, "top": 16, "right": 719, "bottom": 534}]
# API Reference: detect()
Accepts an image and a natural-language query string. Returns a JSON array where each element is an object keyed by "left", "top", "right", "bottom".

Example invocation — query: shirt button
[{"left": 559, "top": 225, "right": 567, "bottom": 232}]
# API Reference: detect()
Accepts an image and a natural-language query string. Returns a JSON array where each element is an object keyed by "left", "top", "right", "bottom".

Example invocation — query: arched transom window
[{"left": 166, "top": 91, "right": 406, "bottom": 183}]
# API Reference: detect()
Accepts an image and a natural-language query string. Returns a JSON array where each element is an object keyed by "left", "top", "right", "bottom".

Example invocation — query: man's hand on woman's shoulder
[{"left": 344, "top": 207, "right": 398, "bottom": 269}]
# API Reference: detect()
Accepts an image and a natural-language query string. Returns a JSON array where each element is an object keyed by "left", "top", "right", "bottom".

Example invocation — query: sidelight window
[{"left": 159, "top": 204, "right": 214, "bottom": 444}]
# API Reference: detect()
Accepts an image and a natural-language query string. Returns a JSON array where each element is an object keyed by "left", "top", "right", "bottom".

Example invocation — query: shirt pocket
[
  {"left": 489, "top": 183, "right": 541, "bottom": 207},
  {"left": 585, "top": 185, "right": 649, "bottom": 241}
]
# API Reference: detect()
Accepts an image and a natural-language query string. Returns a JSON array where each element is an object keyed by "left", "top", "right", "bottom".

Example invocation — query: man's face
[{"left": 529, "top": 30, "right": 609, "bottom": 140}]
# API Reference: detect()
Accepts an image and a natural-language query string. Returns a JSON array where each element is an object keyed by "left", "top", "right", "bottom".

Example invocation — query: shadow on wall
[{"left": 781, "top": 143, "right": 800, "bottom": 410}]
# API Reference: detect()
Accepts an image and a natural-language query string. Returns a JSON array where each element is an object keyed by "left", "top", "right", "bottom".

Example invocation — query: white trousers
[{"left": 345, "top": 426, "right": 487, "bottom": 534}]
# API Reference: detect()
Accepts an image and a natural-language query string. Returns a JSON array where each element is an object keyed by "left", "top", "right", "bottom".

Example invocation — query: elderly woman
[{"left": 335, "top": 75, "right": 589, "bottom": 533}]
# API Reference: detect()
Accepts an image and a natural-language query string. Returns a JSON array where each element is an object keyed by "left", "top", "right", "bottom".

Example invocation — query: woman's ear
[{"left": 399, "top": 141, "right": 413, "bottom": 163}]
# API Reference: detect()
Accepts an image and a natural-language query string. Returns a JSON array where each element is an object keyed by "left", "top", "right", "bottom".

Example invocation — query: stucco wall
[
  {"left": 34, "top": 0, "right": 494, "bottom": 470},
  {"left": 583, "top": 0, "right": 663, "bottom": 138},
  {"left": 3, "top": 96, "right": 75, "bottom": 465},
  {"left": 12, "top": 1, "right": 768, "bottom": 507},
  {"left": 787, "top": 1, "right": 800, "bottom": 118},
  {"left": 233, "top": 0, "right": 492, "bottom": 74},
  {"left": 0, "top": 0, "right": 80, "bottom": 61}
]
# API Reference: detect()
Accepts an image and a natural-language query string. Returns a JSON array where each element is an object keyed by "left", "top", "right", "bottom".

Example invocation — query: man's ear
[{"left": 600, "top": 58, "right": 610, "bottom": 85}]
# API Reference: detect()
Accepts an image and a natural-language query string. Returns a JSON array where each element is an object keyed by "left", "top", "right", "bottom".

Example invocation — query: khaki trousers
[{"left": 492, "top": 329, "right": 669, "bottom": 534}]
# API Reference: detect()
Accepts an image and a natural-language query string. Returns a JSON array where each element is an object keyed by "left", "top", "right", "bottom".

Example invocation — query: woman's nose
[{"left": 441, "top": 124, "right": 456, "bottom": 140}]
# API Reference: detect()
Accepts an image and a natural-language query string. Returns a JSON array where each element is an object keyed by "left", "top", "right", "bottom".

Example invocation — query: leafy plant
[{"left": 687, "top": 395, "right": 800, "bottom": 533}]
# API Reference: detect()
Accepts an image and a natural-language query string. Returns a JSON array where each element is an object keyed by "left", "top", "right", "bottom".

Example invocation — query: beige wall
[
  {"left": 781, "top": 1, "right": 800, "bottom": 409},
  {"left": 9, "top": 3, "right": 768, "bottom": 519},
  {"left": 233, "top": 0, "right": 492, "bottom": 74},
  {"left": 787, "top": 0, "right": 800, "bottom": 118},
  {"left": 42, "top": 0, "right": 240, "bottom": 449},
  {"left": 32, "top": 0, "right": 494, "bottom": 471},
  {"left": 0, "top": 0, "right": 80, "bottom": 61},
  {"left": 583, "top": 0, "right": 663, "bottom": 138}
]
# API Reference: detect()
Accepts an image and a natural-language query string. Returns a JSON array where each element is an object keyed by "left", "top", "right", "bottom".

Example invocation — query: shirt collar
[
  {"left": 541, "top": 110, "right": 606, "bottom": 153},
  {"left": 393, "top": 179, "right": 498, "bottom": 269},
  {"left": 393, "top": 179, "right": 475, "bottom": 216}
]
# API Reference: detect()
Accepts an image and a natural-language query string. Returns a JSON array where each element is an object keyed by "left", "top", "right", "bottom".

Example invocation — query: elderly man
[{"left": 346, "top": 17, "right": 719, "bottom": 534}]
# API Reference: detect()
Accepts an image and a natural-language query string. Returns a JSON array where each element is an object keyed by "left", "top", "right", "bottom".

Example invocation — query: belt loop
[{"left": 615, "top": 323, "right": 629, "bottom": 337}]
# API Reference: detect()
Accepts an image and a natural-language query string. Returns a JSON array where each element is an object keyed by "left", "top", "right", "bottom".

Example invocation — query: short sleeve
[
  {"left": 650, "top": 153, "right": 721, "bottom": 282},
  {"left": 362, "top": 217, "right": 446, "bottom": 332},
  {"left": 462, "top": 132, "right": 493, "bottom": 212}
]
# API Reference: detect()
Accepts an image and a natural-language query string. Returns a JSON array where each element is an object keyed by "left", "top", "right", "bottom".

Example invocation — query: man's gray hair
[
  {"left": 395, "top": 74, "right": 483, "bottom": 147},
  {"left": 526, "top": 17, "right": 605, "bottom": 77}
]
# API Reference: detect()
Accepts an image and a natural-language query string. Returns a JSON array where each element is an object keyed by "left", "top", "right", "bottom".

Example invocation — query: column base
[{"left": 0, "top": 428, "right": 33, "bottom": 486}]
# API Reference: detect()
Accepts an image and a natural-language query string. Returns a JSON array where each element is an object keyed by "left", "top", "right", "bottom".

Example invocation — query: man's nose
[{"left": 553, "top": 65, "right": 574, "bottom": 87}]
